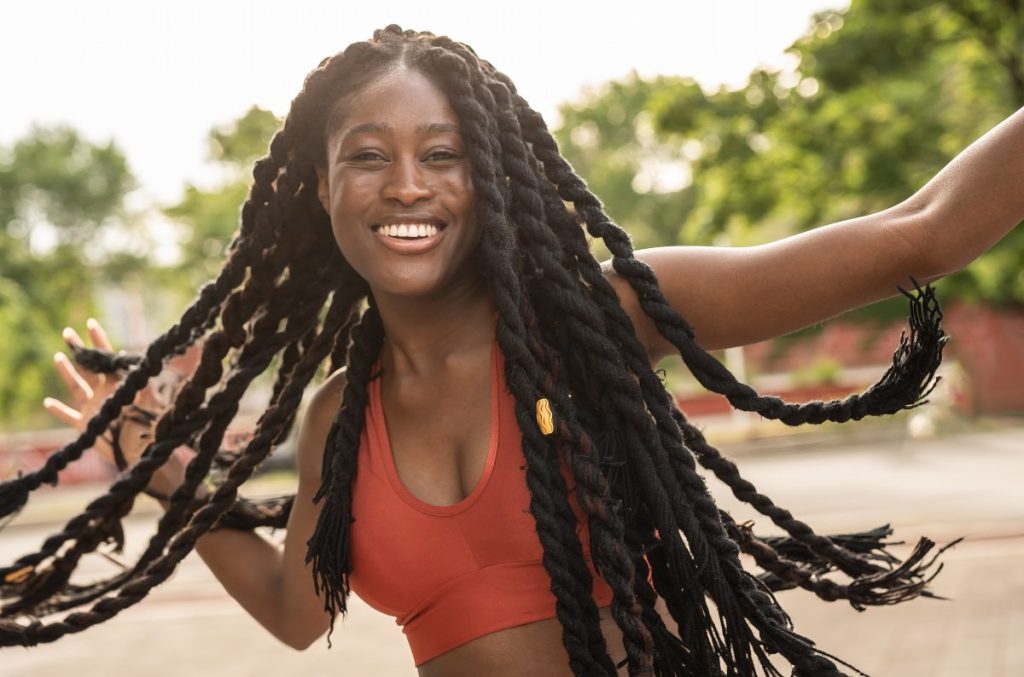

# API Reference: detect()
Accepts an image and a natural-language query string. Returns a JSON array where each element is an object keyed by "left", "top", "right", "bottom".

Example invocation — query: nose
[{"left": 381, "top": 156, "right": 433, "bottom": 205}]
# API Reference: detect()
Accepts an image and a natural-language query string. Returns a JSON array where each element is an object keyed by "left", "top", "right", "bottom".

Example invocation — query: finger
[
  {"left": 86, "top": 318, "right": 115, "bottom": 352},
  {"left": 62, "top": 327, "right": 85, "bottom": 350},
  {"left": 54, "top": 352, "right": 94, "bottom": 402},
  {"left": 42, "top": 397, "right": 83, "bottom": 428},
  {"left": 62, "top": 327, "right": 104, "bottom": 391}
]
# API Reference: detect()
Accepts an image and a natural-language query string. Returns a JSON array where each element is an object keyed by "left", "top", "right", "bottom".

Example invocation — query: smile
[
  {"left": 374, "top": 223, "right": 441, "bottom": 239},
  {"left": 370, "top": 221, "right": 448, "bottom": 253}
]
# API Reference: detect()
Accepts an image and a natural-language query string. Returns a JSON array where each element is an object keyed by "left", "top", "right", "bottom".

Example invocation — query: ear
[{"left": 315, "top": 165, "right": 330, "bottom": 214}]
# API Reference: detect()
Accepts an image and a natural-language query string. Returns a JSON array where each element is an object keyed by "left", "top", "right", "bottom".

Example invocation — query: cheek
[
  {"left": 326, "top": 180, "right": 370, "bottom": 238},
  {"left": 448, "top": 169, "right": 476, "bottom": 216},
  {"left": 324, "top": 188, "right": 364, "bottom": 264}
]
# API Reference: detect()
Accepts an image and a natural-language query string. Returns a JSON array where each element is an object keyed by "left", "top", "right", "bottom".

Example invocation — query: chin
[{"left": 376, "top": 276, "right": 450, "bottom": 299}]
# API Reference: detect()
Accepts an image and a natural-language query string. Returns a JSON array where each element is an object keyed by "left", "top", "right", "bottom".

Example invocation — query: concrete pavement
[{"left": 1, "top": 424, "right": 1022, "bottom": 676}]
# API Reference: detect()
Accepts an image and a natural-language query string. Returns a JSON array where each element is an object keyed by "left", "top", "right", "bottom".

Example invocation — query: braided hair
[{"left": 0, "top": 25, "right": 952, "bottom": 676}]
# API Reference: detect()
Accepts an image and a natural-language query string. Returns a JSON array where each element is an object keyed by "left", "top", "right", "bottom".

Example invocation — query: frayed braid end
[
  {"left": 857, "top": 280, "right": 947, "bottom": 415},
  {"left": 741, "top": 280, "right": 947, "bottom": 426}
]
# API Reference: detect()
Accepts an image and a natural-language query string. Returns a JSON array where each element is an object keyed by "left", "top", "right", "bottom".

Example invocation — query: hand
[{"left": 43, "top": 318, "right": 200, "bottom": 493}]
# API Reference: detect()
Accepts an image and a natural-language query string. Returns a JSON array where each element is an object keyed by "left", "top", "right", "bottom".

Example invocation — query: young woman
[{"left": 2, "top": 25, "right": 1022, "bottom": 676}]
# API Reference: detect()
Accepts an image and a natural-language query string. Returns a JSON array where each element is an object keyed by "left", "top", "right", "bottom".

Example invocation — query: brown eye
[
  {"left": 426, "top": 150, "right": 460, "bottom": 162},
  {"left": 351, "top": 151, "right": 386, "bottom": 162}
]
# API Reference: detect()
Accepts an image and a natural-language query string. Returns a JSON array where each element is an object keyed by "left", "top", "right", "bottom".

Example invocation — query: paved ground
[{"left": 2, "top": 424, "right": 1022, "bottom": 676}]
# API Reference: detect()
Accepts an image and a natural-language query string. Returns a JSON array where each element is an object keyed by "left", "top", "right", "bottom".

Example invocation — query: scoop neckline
[{"left": 371, "top": 341, "right": 501, "bottom": 517}]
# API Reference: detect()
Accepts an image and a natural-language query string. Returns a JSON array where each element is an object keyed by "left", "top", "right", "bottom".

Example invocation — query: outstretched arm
[
  {"left": 607, "top": 106, "right": 1024, "bottom": 357},
  {"left": 45, "top": 321, "right": 345, "bottom": 650}
]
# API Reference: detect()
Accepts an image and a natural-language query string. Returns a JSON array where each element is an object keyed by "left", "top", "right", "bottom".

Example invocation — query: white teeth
[{"left": 377, "top": 223, "right": 440, "bottom": 238}]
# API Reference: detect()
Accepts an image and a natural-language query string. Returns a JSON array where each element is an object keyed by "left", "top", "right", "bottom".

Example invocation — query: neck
[{"left": 372, "top": 276, "right": 496, "bottom": 377}]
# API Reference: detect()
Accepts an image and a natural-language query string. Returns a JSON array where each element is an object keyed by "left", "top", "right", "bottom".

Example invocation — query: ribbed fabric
[{"left": 348, "top": 341, "right": 614, "bottom": 665}]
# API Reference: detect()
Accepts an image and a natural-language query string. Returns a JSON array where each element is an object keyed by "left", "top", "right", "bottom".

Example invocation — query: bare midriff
[{"left": 417, "top": 605, "right": 630, "bottom": 677}]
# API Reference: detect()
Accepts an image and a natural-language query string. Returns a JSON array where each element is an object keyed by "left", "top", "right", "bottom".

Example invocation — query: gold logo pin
[{"left": 535, "top": 398, "right": 554, "bottom": 435}]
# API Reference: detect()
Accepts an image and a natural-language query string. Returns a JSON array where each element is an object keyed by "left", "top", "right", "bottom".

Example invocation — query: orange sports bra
[{"left": 347, "top": 341, "right": 614, "bottom": 665}]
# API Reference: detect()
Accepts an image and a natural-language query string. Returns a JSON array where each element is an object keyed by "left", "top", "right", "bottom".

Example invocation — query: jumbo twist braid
[
  {"left": 722, "top": 513, "right": 954, "bottom": 610},
  {"left": 0, "top": 217, "right": 303, "bottom": 587},
  {"left": 517, "top": 297, "right": 657, "bottom": 674},
  {"left": 479, "top": 51, "right": 770, "bottom": 671},
  {"left": 468, "top": 51, "right": 806, "bottom": 671},
  {"left": 325, "top": 311, "right": 360, "bottom": 381},
  {"left": 0, "top": 285, "right": 352, "bottom": 646},
  {"left": 18, "top": 259, "right": 342, "bottom": 620},
  {"left": 501, "top": 89, "right": 855, "bottom": 675},
  {"left": 471, "top": 71, "right": 660, "bottom": 674},
  {"left": 530, "top": 157, "right": 934, "bottom": 603},
  {"left": 267, "top": 324, "right": 319, "bottom": 447},
  {"left": 501, "top": 320, "right": 619, "bottom": 676},
  {"left": 676, "top": 411, "right": 939, "bottom": 582},
  {"left": 516, "top": 293, "right": 635, "bottom": 671},
  {"left": 433, "top": 42, "right": 646, "bottom": 669},
  {"left": 513, "top": 92, "right": 925, "bottom": 669},
  {"left": 1, "top": 317, "right": 280, "bottom": 635},
  {"left": 420, "top": 45, "right": 614, "bottom": 674},
  {"left": 306, "top": 302, "right": 384, "bottom": 642},
  {"left": 2, "top": 294, "right": 283, "bottom": 616},
  {"left": 131, "top": 271, "right": 335, "bottom": 582},
  {"left": 0, "top": 136, "right": 309, "bottom": 520},
  {"left": 0, "top": 252, "right": 249, "bottom": 520},
  {"left": 510, "top": 94, "right": 943, "bottom": 426},
  {"left": 90, "top": 276, "right": 357, "bottom": 614}
]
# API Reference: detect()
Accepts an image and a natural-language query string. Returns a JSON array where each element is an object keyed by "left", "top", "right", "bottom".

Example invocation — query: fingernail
[
  {"left": 43, "top": 397, "right": 54, "bottom": 407},
  {"left": 86, "top": 318, "right": 98, "bottom": 330},
  {"left": 53, "top": 352, "right": 64, "bottom": 362}
]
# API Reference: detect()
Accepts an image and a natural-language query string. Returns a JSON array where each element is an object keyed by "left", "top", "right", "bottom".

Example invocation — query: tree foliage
[
  {"left": 164, "top": 106, "right": 280, "bottom": 289},
  {"left": 554, "top": 75, "right": 697, "bottom": 255},
  {"left": 554, "top": 0, "right": 1024, "bottom": 305},
  {"left": 0, "top": 127, "right": 137, "bottom": 427},
  {"left": 0, "top": 108, "right": 280, "bottom": 428}
]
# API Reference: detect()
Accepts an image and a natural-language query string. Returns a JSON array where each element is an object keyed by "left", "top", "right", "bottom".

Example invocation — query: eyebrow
[{"left": 339, "top": 122, "right": 460, "bottom": 145}]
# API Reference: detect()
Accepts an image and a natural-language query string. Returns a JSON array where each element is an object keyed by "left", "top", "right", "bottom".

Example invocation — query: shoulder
[
  {"left": 295, "top": 367, "right": 348, "bottom": 480},
  {"left": 309, "top": 366, "right": 348, "bottom": 421},
  {"left": 600, "top": 245, "right": 759, "bottom": 358},
  {"left": 601, "top": 258, "right": 664, "bottom": 362}
]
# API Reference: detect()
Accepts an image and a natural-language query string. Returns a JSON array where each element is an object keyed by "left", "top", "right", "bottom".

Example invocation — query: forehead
[{"left": 329, "top": 68, "right": 461, "bottom": 142}]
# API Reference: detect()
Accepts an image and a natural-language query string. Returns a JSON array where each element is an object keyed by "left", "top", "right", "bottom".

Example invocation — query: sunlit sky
[{"left": 1, "top": 0, "right": 846, "bottom": 205}]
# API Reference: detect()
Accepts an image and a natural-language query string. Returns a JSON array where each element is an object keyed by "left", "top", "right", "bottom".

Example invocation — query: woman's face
[{"left": 317, "top": 68, "right": 480, "bottom": 301}]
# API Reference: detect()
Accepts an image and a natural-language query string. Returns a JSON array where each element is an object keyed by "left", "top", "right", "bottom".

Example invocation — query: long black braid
[{"left": 1, "top": 25, "right": 952, "bottom": 676}]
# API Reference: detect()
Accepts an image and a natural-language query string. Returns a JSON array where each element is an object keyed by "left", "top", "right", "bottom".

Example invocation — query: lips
[
  {"left": 370, "top": 218, "right": 448, "bottom": 254},
  {"left": 374, "top": 223, "right": 441, "bottom": 238}
]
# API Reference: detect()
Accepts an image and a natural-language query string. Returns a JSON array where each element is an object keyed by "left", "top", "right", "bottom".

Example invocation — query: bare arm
[
  {"left": 170, "top": 369, "right": 347, "bottom": 649},
  {"left": 606, "top": 106, "right": 1024, "bottom": 357},
  {"left": 48, "top": 322, "right": 348, "bottom": 651}
]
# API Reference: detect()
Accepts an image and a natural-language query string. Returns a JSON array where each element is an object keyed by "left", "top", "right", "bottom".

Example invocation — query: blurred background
[{"left": 1, "top": 0, "right": 1022, "bottom": 675}]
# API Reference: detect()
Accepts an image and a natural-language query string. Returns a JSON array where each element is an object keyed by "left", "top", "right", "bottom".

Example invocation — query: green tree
[
  {"left": 554, "top": 0, "right": 1024, "bottom": 305},
  {"left": 164, "top": 106, "right": 281, "bottom": 290},
  {"left": 553, "top": 75, "right": 697, "bottom": 254},
  {"left": 0, "top": 126, "right": 138, "bottom": 427},
  {"left": 657, "top": 0, "right": 1024, "bottom": 304}
]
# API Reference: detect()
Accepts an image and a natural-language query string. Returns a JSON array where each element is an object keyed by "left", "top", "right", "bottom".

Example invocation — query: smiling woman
[{"left": 1, "top": 23, "right": 1022, "bottom": 677}]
